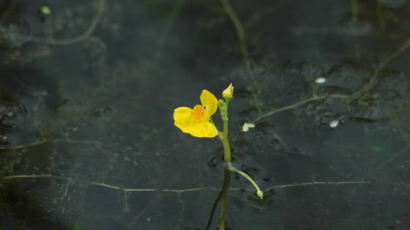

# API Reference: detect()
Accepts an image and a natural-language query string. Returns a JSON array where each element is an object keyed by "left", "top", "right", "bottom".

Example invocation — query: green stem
[
  {"left": 217, "top": 99, "right": 232, "bottom": 230},
  {"left": 218, "top": 167, "right": 231, "bottom": 230},
  {"left": 218, "top": 119, "right": 232, "bottom": 162},
  {"left": 227, "top": 163, "right": 264, "bottom": 199},
  {"left": 218, "top": 99, "right": 231, "bottom": 163}
]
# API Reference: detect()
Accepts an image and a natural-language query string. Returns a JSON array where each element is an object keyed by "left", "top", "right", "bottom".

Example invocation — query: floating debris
[
  {"left": 40, "top": 6, "right": 51, "bottom": 15},
  {"left": 315, "top": 77, "right": 326, "bottom": 84},
  {"left": 329, "top": 120, "right": 339, "bottom": 128},
  {"left": 242, "top": 122, "right": 256, "bottom": 132}
]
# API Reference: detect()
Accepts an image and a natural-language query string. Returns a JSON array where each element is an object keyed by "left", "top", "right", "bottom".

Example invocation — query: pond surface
[{"left": 1, "top": 0, "right": 410, "bottom": 229}]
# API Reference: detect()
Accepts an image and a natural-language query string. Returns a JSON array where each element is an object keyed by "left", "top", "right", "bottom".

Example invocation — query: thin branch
[
  {"left": 376, "top": 38, "right": 410, "bottom": 74},
  {"left": 351, "top": 37, "right": 410, "bottom": 100},
  {"left": 0, "top": 139, "right": 101, "bottom": 150},
  {"left": 252, "top": 94, "right": 350, "bottom": 122},
  {"left": 266, "top": 180, "right": 371, "bottom": 191},
  {"left": 0, "top": 174, "right": 370, "bottom": 194},
  {"left": 220, "top": 0, "right": 249, "bottom": 66},
  {"left": 0, "top": 139, "right": 48, "bottom": 150}
]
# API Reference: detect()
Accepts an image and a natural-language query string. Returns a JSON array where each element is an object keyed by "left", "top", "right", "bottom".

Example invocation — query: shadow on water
[{"left": 1, "top": 0, "right": 410, "bottom": 229}]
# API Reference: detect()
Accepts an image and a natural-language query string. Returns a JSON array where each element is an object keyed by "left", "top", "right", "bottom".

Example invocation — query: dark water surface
[{"left": 1, "top": 0, "right": 410, "bottom": 229}]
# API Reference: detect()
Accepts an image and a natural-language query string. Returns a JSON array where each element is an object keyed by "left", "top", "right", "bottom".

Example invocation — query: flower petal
[
  {"left": 200, "top": 89, "right": 218, "bottom": 116},
  {"left": 185, "top": 121, "right": 218, "bottom": 138},
  {"left": 173, "top": 107, "right": 193, "bottom": 132}
]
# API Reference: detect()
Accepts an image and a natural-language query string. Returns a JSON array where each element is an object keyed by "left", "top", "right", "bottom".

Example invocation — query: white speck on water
[
  {"left": 242, "top": 122, "right": 256, "bottom": 132},
  {"left": 315, "top": 77, "right": 326, "bottom": 84},
  {"left": 329, "top": 120, "right": 339, "bottom": 128}
]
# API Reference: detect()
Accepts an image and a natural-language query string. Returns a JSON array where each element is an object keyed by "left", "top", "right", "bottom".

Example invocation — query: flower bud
[{"left": 222, "top": 83, "right": 234, "bottom": 99}]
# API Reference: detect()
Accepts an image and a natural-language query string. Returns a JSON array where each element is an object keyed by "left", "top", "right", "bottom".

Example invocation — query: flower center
[{"left": 191, "top": 105, "right": 206, "bottom": 121}]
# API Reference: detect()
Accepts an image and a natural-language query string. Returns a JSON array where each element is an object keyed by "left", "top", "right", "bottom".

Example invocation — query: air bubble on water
[
  {"left": 315, "top": 77, "right": 326, "bottom": 84},
  {"left": 329, "top": 120, "right": 339, "bottom": 128}
]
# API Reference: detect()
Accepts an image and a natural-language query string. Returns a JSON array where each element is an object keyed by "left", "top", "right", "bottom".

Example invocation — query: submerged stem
[
  {"left": 218, "top": 167, "right": 231, "bottom": 230},
  {"left": 220, "top": 0, "right": 249, "bottom": 66},
  {"left": 252, "top": 94, "right": 350, "bottom": 122}
]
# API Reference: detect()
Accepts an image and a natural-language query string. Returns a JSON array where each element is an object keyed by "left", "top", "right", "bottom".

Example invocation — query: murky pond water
[{"left": 1, "top": 0, "right": 410, "bottom": 229}]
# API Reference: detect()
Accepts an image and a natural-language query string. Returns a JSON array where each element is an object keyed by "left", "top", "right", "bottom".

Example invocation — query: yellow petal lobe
[
  {"left": 200, "top": 89, "right": 218, "bottom": 116},
  {"left": 174, "top": 107, "right": 193, "bottom": 132},
  {"left": 184, "top": 121, "right": 218, "bottom": 138}
]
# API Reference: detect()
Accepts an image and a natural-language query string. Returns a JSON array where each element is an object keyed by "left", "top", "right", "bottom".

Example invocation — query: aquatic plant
[{"left": 173, "top": 84, "right": 263, "bottom": 230}]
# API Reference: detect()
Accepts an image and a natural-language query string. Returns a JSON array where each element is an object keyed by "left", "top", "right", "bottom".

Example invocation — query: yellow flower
[{"left": 173, "top": 89, "right": 219, "bottom": 138}]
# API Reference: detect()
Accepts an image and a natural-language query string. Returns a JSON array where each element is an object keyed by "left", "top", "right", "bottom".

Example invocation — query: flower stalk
[
  {"left": 218, "top": 99, "right": 232, "bottom": 162},
  {"left": 217, "top": 98, "right": 232, "bottom": 230}
]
